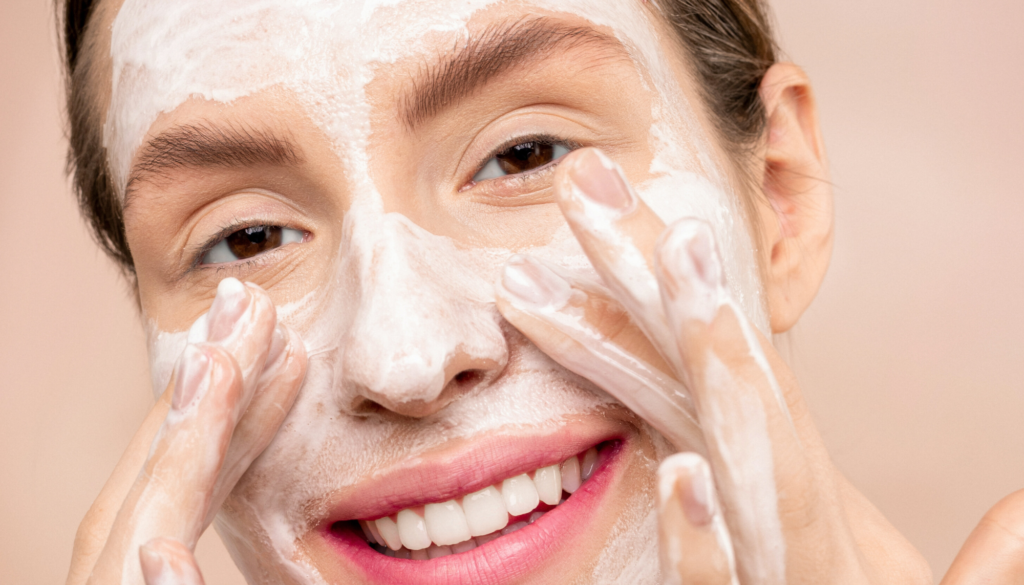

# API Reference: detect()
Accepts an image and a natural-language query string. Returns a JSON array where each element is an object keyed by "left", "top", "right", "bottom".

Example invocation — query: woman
[{"left": 61, "top": 0, "right": 1009, "bottom": 583}]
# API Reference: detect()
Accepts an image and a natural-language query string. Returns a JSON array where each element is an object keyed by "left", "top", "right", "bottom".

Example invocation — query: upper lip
[{"left": 316, "top": 415, "right": 632, "bottom": 525}]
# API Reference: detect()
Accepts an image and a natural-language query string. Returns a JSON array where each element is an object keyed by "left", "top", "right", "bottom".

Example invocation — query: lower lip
[{"left": 322, "top": 441, "right": 625, "bottom": 585}]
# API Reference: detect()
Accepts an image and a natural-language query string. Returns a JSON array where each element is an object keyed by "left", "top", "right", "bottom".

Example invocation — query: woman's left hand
[{"left": 496, "top": 148, "right": 932, "bottom": 584}]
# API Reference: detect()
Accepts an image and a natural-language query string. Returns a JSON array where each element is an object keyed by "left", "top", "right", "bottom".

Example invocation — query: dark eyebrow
[
  {"left": 125, "top": 123, "right": 301, "bottom": 206},
  {"left": 401, "top": 17, "right": 629, "bottom": 128}
]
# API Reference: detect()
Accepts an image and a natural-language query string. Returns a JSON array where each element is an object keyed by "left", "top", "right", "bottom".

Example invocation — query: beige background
[{"left": 2, "top": 0, "right": 1022, "bottom": 583}]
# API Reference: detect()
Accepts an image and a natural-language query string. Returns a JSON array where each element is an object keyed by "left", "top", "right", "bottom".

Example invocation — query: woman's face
[{"left": 101, "top": 0, "right": 769, "bottom": 582}]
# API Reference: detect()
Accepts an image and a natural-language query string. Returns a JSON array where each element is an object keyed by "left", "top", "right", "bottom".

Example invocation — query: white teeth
[
  {"left": 501, "top": 474, "right": 540, "bottom": 516},
  {"left": 580, "top": 448, "right": 598, "bottom": 481},
  {"left": 397, "top": 509, "right": 432, "bottom": 551},
  {"left": 533, "top": 464, "right": 562, "bottom": 505},
  {"left": 424, "top": 500, "right": 472, "bottom": 546},
  {"left": 561, "top": 456, "right": 582, "bottom": 494},
  {"left": 367, "top": 520, "right": 385, "bottom": 547},
  {"left": 427, "top": 545, "right": 453, "bottom": 559},
  {"left": 359, "top": 521, "right": 374, "bottom": 542},
  {"left": 363, "top": 446, "right": 606, "bottom": 556},
  {"left": 462, "top": 486, "right": 509, "bottom": 537},
  {"left": 375, "top": 516, "right": 403, "bottom": 551}
]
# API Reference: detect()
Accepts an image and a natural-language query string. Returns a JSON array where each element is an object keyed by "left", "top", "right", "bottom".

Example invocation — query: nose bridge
[{"left": 339, "top": 213, "right": 507, "bottom": 416}]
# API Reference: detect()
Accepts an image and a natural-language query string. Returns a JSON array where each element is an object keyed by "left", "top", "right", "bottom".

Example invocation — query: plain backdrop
[{"left": 2, "top": 1, "right": 1022, "bottom": 583}]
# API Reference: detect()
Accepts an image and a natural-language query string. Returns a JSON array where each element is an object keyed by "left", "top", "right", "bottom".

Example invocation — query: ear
[{"left": 753, "top": 63, "right": 834, "bottom": 333}]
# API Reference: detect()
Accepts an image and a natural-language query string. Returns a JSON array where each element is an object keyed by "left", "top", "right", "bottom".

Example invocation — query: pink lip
[
  {"left": 317, "top": 418, "right": 631, "bottom": 523},
  {"left": 322, "top": 441, "right": 625, "bottom": 585}
]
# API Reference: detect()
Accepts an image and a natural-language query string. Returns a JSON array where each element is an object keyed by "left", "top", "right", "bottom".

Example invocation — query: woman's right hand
[
  {"left": 66, "top": 278, "right": 307, "bottom": 585},
  {"left": 496, "top": 148, "right": 931, "bottom": 584}
]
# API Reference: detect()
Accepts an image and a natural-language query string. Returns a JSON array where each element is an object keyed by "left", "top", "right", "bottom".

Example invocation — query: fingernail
[
  {"left": 172, "top": 344, "right": 213, "bottom": 411},
  {"left": 264, "top": 324, "right": 288, "bottom": 369},
  {"left": 659, "top": 453, "right": 716, "bottom": 527},
  {"left": 656, "top": 219, "right": 723, "bottom": 323},
  {"left": 138, "top": 542, "right": 168, "bottom": 583},
  {"left": 207, "top": 278, "right": 250, "bottom": 342},
  {"left": 683, "top": 457, "right": 716, "bottom": 526},
  {"left": 502, "top": 255, "right": 573, "bottom": 310},
  {"left": 566, "top": 149, "right": 635, "bottom": 212},
  {"left": 663, "top": 219, "right": 722, "bottom": 290}
]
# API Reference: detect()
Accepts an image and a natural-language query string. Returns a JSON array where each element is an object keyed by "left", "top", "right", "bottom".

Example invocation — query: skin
[{"left": 63, "top": 0, "right": 978, "bottom": 583}]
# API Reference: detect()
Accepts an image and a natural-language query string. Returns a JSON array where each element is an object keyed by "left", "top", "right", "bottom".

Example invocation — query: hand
[
  {"left": 941, "top": 489, "right": 1024, "bottom": 585},
  {"left": 495, "top": 148, "right": 931, "bottom": 584},
  {"left": 67, "top": 278, "right": 307, "bottom": 585}
]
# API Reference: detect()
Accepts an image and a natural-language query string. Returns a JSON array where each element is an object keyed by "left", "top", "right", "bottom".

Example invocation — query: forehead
[{"left": 103, "top": 0, "right": 679, "bottom": 191}]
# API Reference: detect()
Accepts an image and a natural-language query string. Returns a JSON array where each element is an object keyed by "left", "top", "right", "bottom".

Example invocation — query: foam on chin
[{"left": 116, "top": 0, "right": 770, "bottom": 582}]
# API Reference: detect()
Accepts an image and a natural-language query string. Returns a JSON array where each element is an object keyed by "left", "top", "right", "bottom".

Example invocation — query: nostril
[
  {"left": 453, "top": 369, "right": 483, "bottom": 387},
  {"left": 350, "top": 396, "right": 388, "bottom": 417}
]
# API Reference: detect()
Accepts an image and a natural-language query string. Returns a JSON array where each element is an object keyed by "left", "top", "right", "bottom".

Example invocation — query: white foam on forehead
[{"left": 107, "top": 0, "right": 701, "bottom": 189}]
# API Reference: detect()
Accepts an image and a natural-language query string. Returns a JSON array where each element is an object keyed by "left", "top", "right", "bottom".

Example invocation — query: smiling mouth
[{"left": 331, "top": 442, "right": 612, "bottom": 561}]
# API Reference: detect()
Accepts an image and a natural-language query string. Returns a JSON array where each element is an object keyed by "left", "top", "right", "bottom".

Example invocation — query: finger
[
  {"left": 495, "top": 254, "right": 706, "bottom": 453},
  {"left": 941, "top": 489, "right": 1024, "bottom": 585},
  {"left": 139, "top": 537, "right": 206, "bottom": 585},
  {"left": 89, "top": 344, "right": 244, "bottom": 584},
  {"left": 658, "top": 453, "right": 737, "bottom": 585},
  {"left": 69, "top": 389, "right": 173, "bottom": 585},
  {"left": 655, "top": 219, "right": 801, "bottom": 584},
  {"left": 187, "top": 278, "right": 278, "bottom": 403},
  {"left": 205, "top": 323, "right": 307, "bottom": 524},
  {"left": 72, "top": 279, "right": 279, "bottom": 585},
  {"left": 552, "top": 148, "right": 679, "bottom": 370},
  {"left": 184, "top": 278, "right": 304, "bottom": 523},
  {"left": 553, "top": 149, "right": 821, "bottom": 448}
]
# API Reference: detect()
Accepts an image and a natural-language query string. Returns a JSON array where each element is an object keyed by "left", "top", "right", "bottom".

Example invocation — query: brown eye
[
  {"left": 202, "top": 226, "right": 304, "bottom": 265},
  {"left": 226, "top": 226, "right": 281, "bottom": 259},
  {"left": 496, "top": 142, "right": 555, "bottom": 174},
  {"left": 473, "top": 141, "right": 571, "bottom": 183}
]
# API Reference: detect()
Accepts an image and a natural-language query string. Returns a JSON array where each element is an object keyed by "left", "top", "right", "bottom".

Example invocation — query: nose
[{"left": 338, "top": 214, "right": 508, "bottom": 418}]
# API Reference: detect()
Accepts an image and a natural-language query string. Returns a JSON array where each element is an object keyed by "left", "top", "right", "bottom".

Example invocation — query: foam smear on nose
[{"left": 329, "top": 205, "right": 507, "bottom": 405}]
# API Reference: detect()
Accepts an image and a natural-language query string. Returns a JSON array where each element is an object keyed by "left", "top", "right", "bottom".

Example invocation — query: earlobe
[{"left": 754, "top": 63, "right": 834, "bottom": 333}]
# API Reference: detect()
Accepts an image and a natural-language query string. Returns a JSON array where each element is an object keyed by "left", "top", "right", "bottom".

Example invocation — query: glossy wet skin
[{"left": 93, "top": 0, "right": 769, "bottom": 582}]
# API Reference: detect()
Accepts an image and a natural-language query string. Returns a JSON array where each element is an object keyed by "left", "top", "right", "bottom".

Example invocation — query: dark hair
[{"left": 58, "top": 0, "right": 777, "bottom": 277}]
